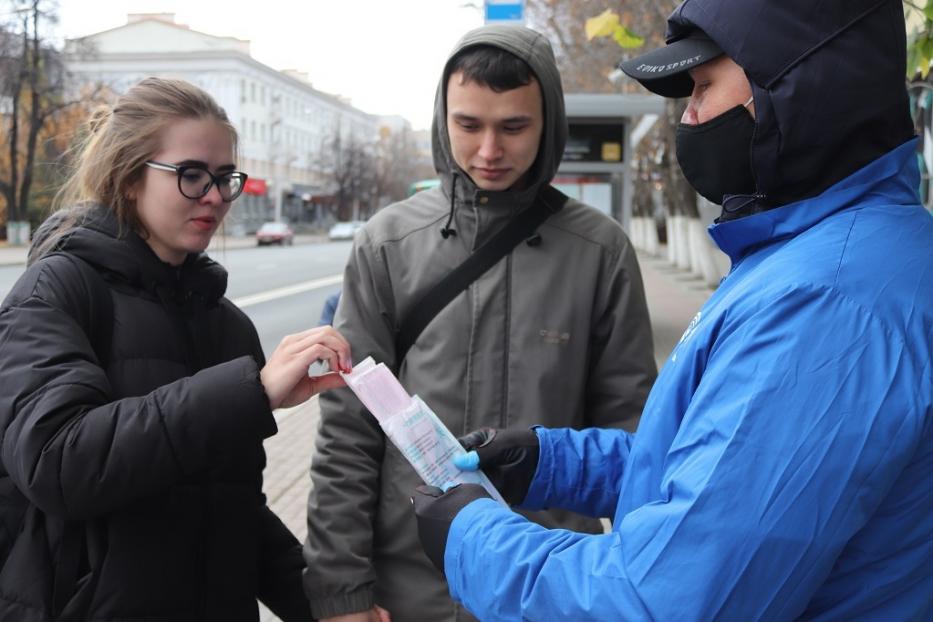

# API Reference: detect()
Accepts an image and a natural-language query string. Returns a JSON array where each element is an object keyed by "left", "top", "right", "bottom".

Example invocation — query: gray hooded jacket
[{"left": 304, "top": 25, "right": 656, "bottom": 621}]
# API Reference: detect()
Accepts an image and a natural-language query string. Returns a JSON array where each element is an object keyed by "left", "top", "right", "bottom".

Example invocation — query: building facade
[{"left": 65, "top": 13, "right": 380, "bottom": 233}]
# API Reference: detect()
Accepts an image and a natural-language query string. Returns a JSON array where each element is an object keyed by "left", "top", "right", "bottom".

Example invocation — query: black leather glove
[
  {"left": 456, "top": 427, "right": 540, "bottom": 506},
  {"left": 411, "top": 483, "right": 491, "bottom": 572}
]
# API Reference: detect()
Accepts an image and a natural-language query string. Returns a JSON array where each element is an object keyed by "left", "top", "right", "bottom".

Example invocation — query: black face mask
[{"left": 675, "top": 104, "right": 757, "bottom": 205}]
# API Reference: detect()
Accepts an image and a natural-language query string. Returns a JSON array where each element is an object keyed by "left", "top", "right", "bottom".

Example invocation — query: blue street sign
[{"left": 485, "top": 0, "right": 524, "bottom": 23}]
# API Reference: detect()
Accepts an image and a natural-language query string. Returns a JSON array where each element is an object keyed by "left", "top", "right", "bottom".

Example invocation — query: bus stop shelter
[{"left": 556, "top": 93, "right": 666, "bottom": 231}]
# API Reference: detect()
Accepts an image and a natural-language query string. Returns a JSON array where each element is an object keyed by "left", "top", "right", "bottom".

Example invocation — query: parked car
[
  {"left": 256, "top": 222, "right": 294, "bottom": 246},
  {"left": 328, "top": 221, "right": 365, "bottom": 241}
]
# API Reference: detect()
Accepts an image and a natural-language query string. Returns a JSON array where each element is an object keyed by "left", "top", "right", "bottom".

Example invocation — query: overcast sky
[{"left": 54, "top": 0, "right": 489, "bottom": 130}]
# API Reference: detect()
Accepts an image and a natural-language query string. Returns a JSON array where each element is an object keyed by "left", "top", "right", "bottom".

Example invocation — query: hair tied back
[{"left": 87, "top": 106, "right": 114, "bottom": 135}]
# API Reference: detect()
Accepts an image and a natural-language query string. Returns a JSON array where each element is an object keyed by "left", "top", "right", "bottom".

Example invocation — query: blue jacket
[{"left": 444, "top": 141, "right": 933, "bottom": 620}]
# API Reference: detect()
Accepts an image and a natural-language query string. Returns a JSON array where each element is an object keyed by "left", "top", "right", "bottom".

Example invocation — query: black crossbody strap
[{"left": 394, "top": 185, "right": 568, "bottom": 366}]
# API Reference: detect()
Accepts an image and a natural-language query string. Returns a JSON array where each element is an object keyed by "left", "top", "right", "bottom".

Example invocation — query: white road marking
[{"left": 231, "top": 274, "right": 343, "bottom": 308}]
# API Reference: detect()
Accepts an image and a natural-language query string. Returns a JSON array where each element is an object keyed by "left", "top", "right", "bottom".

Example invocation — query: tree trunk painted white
[
  {"left": 687, "top": 217, "right": 725, "bottom": 287},
  {"left": 644, "top": 219, "right": 660, "bottom": 256},
  {"left": 687, "top": 217, "right": 704, "bottom": 275},
  {"left": 6, "top": 221, "right": 31, "bottom": 246},
  {"left": 630, "top": 217, "right": 644, "bottom": 251},
  {"left": 666, "top": 217, "right": 677, "bottom": 263},
  {"left": 674, "top": 215, "right": 692, "bottom": 270},
  {"left": 631, "top": 217, "right": 659, "bottom": 256}
]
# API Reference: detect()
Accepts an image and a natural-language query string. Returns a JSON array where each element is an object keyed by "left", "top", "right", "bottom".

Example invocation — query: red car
[{"left": 255, "top": 222, "right": 294, "bottom": 246}]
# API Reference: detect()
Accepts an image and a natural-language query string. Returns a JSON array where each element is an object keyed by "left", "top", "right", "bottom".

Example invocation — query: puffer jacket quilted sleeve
[{"left": 0, "top": 254, "right": 275, "bottom": 521}]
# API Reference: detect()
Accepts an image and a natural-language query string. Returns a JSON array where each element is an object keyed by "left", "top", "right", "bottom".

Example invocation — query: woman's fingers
[
  {"left": 274, "top": 327, "right": 352, "bottom": 372},
  {"left": 277, "top": 325, "right": 351, "bottom": 356},
  {"left": 302, "top": 344, "right": 342, "bottom": 375},
  {"left": 277, "top": 372, "right": 347, "bottom": 409},
  {"left": 308, "top": 371, "right": 346, "bottom": 395},
  {"left": 261, "top": 326, "right": 353, "bottom": 409},
  {"left": 293, "top": 333, "right": 351, "bottom": 372}
]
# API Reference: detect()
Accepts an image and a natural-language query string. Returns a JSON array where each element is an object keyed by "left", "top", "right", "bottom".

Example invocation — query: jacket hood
[
  {"left": 432, "top": 25, "right": 567, "bottom": 206},
  {"left": 667, "top": 0, "right": 914, "bottom": 213},
  {"left": 29, "top": 205, "right": 228, "bottom": 305}
]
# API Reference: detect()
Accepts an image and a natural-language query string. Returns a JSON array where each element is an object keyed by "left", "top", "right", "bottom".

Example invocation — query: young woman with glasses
[{"left": 0, "top": 77, "right": 354, "bottom": 621}]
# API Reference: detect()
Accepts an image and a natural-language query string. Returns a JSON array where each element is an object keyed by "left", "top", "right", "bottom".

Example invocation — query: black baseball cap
[{"left": 617, "top": 30, "right": 724, "bottom": 98}]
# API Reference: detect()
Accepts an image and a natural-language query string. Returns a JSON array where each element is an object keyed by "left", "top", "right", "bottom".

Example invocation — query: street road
[
  {"left": 0, "top": 265, "right": 26, "bottom": 303},
  {"left": 218, "top": 241, "right": 351, "bottom": 357},
  {"left": 0, "top": 240, "right": 354, "bottom": 359},
  {"left": 1, "top": 238, "right": 707, "bottom": 367}
]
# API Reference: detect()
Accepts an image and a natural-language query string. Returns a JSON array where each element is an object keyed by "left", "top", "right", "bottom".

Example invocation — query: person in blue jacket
[
  {"left": 318, "top": 290, "right": 341, "bottom": 326},
  {"left": 410, "top": 0, "right": 933, "bottom": 619}
]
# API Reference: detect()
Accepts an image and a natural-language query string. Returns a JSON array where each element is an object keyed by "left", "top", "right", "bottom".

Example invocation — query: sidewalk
[
  {"left": 0, "top": 233, "right": 327, "bottom": 266},
  {"left": 637, "top": 250, "right": 717, "bottom": 367},
  {"left": 258, "top": 249, "right": 715, "bottom": 619},
  {"left": 259, "top": 403, "right": 317, "bottom": 621},
  {"left": 0, "top": 243, "right": 27, "bottom": 266},
  {"left": 262, "top": 402, "right": 320, "bottom": 542}
]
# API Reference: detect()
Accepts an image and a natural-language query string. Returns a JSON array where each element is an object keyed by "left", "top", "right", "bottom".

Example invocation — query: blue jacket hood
[{"left": 668, "top": 0, "right": 915, "bottom": 212}]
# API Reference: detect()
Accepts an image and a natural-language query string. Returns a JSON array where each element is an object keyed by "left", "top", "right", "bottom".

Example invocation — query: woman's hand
[{"left": 259, "top": 326, "right": 352, "bottom": 410}]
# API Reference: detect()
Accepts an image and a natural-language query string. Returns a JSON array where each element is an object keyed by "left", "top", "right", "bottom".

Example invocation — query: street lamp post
[{"left": 270, "top": 95, "right": 283, "bottom": 223}]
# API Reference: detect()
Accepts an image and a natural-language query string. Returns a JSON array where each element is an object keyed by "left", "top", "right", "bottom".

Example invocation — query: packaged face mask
[{"left": 341, "top": 357, "right": 506, "bottom": 505}]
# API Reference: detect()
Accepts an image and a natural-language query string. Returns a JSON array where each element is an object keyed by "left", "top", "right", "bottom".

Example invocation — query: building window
[
  {"left": 240, "top": 79, "right": 246, "bottom": 103},
  {"left": 261, "top": 123, "right": 267, "bottom": 142},
  {"left": 261, "top": 86, "right": 266, "bottom": 106},
  {"left": 251, "top": 82, "right": 256, "bottom": 102},
  {"left": 251, "top": 120, "right": 257, "bottom": 141}
]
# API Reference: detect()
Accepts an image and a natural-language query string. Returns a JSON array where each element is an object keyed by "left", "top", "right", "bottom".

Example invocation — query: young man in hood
[
  {"left": 303, "top": 25, "right": 657, "bottom": 622},
  {"left": 412, "top": 0, "right": 933, "bottom": 620}
]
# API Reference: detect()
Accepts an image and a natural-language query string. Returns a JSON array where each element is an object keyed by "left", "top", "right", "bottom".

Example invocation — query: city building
[{"left": 64, "top": 13, "right": 381, "bottom": 233}]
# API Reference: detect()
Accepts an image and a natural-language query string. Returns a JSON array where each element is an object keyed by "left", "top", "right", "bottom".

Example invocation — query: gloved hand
[
  {"left": 453, "top": 427, "right": 540, "bottom": 506},
  {"left": 411, "top": 483, "right": 491, "bottom": 572}
]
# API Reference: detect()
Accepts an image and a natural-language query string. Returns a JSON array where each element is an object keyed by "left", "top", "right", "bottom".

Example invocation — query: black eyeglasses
[{"left": 145, "top": 160, "right": 248, "bottom": 202}]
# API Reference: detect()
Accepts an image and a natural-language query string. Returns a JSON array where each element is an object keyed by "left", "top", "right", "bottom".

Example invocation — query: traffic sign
[{"left": 485, "top": 0, "right": 524, "bottom": 24}]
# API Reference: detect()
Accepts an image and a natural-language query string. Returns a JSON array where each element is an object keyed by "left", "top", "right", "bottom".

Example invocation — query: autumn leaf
[
  {"left": 586, "top": 9, "right": 621, "bottom": 40},
  {"left": 613, "top": 25, "right": 645, "bottom": 49}
]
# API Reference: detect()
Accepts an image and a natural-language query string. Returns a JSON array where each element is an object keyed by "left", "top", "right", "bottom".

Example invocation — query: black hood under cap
[{"left": 667, "top": 0, "right": 914, "bottom": 214}]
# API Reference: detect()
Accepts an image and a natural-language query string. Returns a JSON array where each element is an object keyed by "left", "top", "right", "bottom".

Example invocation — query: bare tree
[
  {"left": 1, "top": 0, "right": 55, "bottom": 230},
  {"left": 0, "top": 0, "right": 104, "bottom": 240},
  {"left": 372, "top": 125, "right": 434, "bottom": 208},
  {"left": 318, "top": 129, "right": 378, "bottom": 222}
]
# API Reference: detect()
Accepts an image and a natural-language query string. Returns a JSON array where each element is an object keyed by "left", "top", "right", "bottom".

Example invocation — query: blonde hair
[{"left": 35, "top": 77, "right": 237, "bottom": 259}]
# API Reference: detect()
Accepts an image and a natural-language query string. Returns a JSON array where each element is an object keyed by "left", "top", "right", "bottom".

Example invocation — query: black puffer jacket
[{"left": 0, "top": 207, "right": 312, "bottom": 621}]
